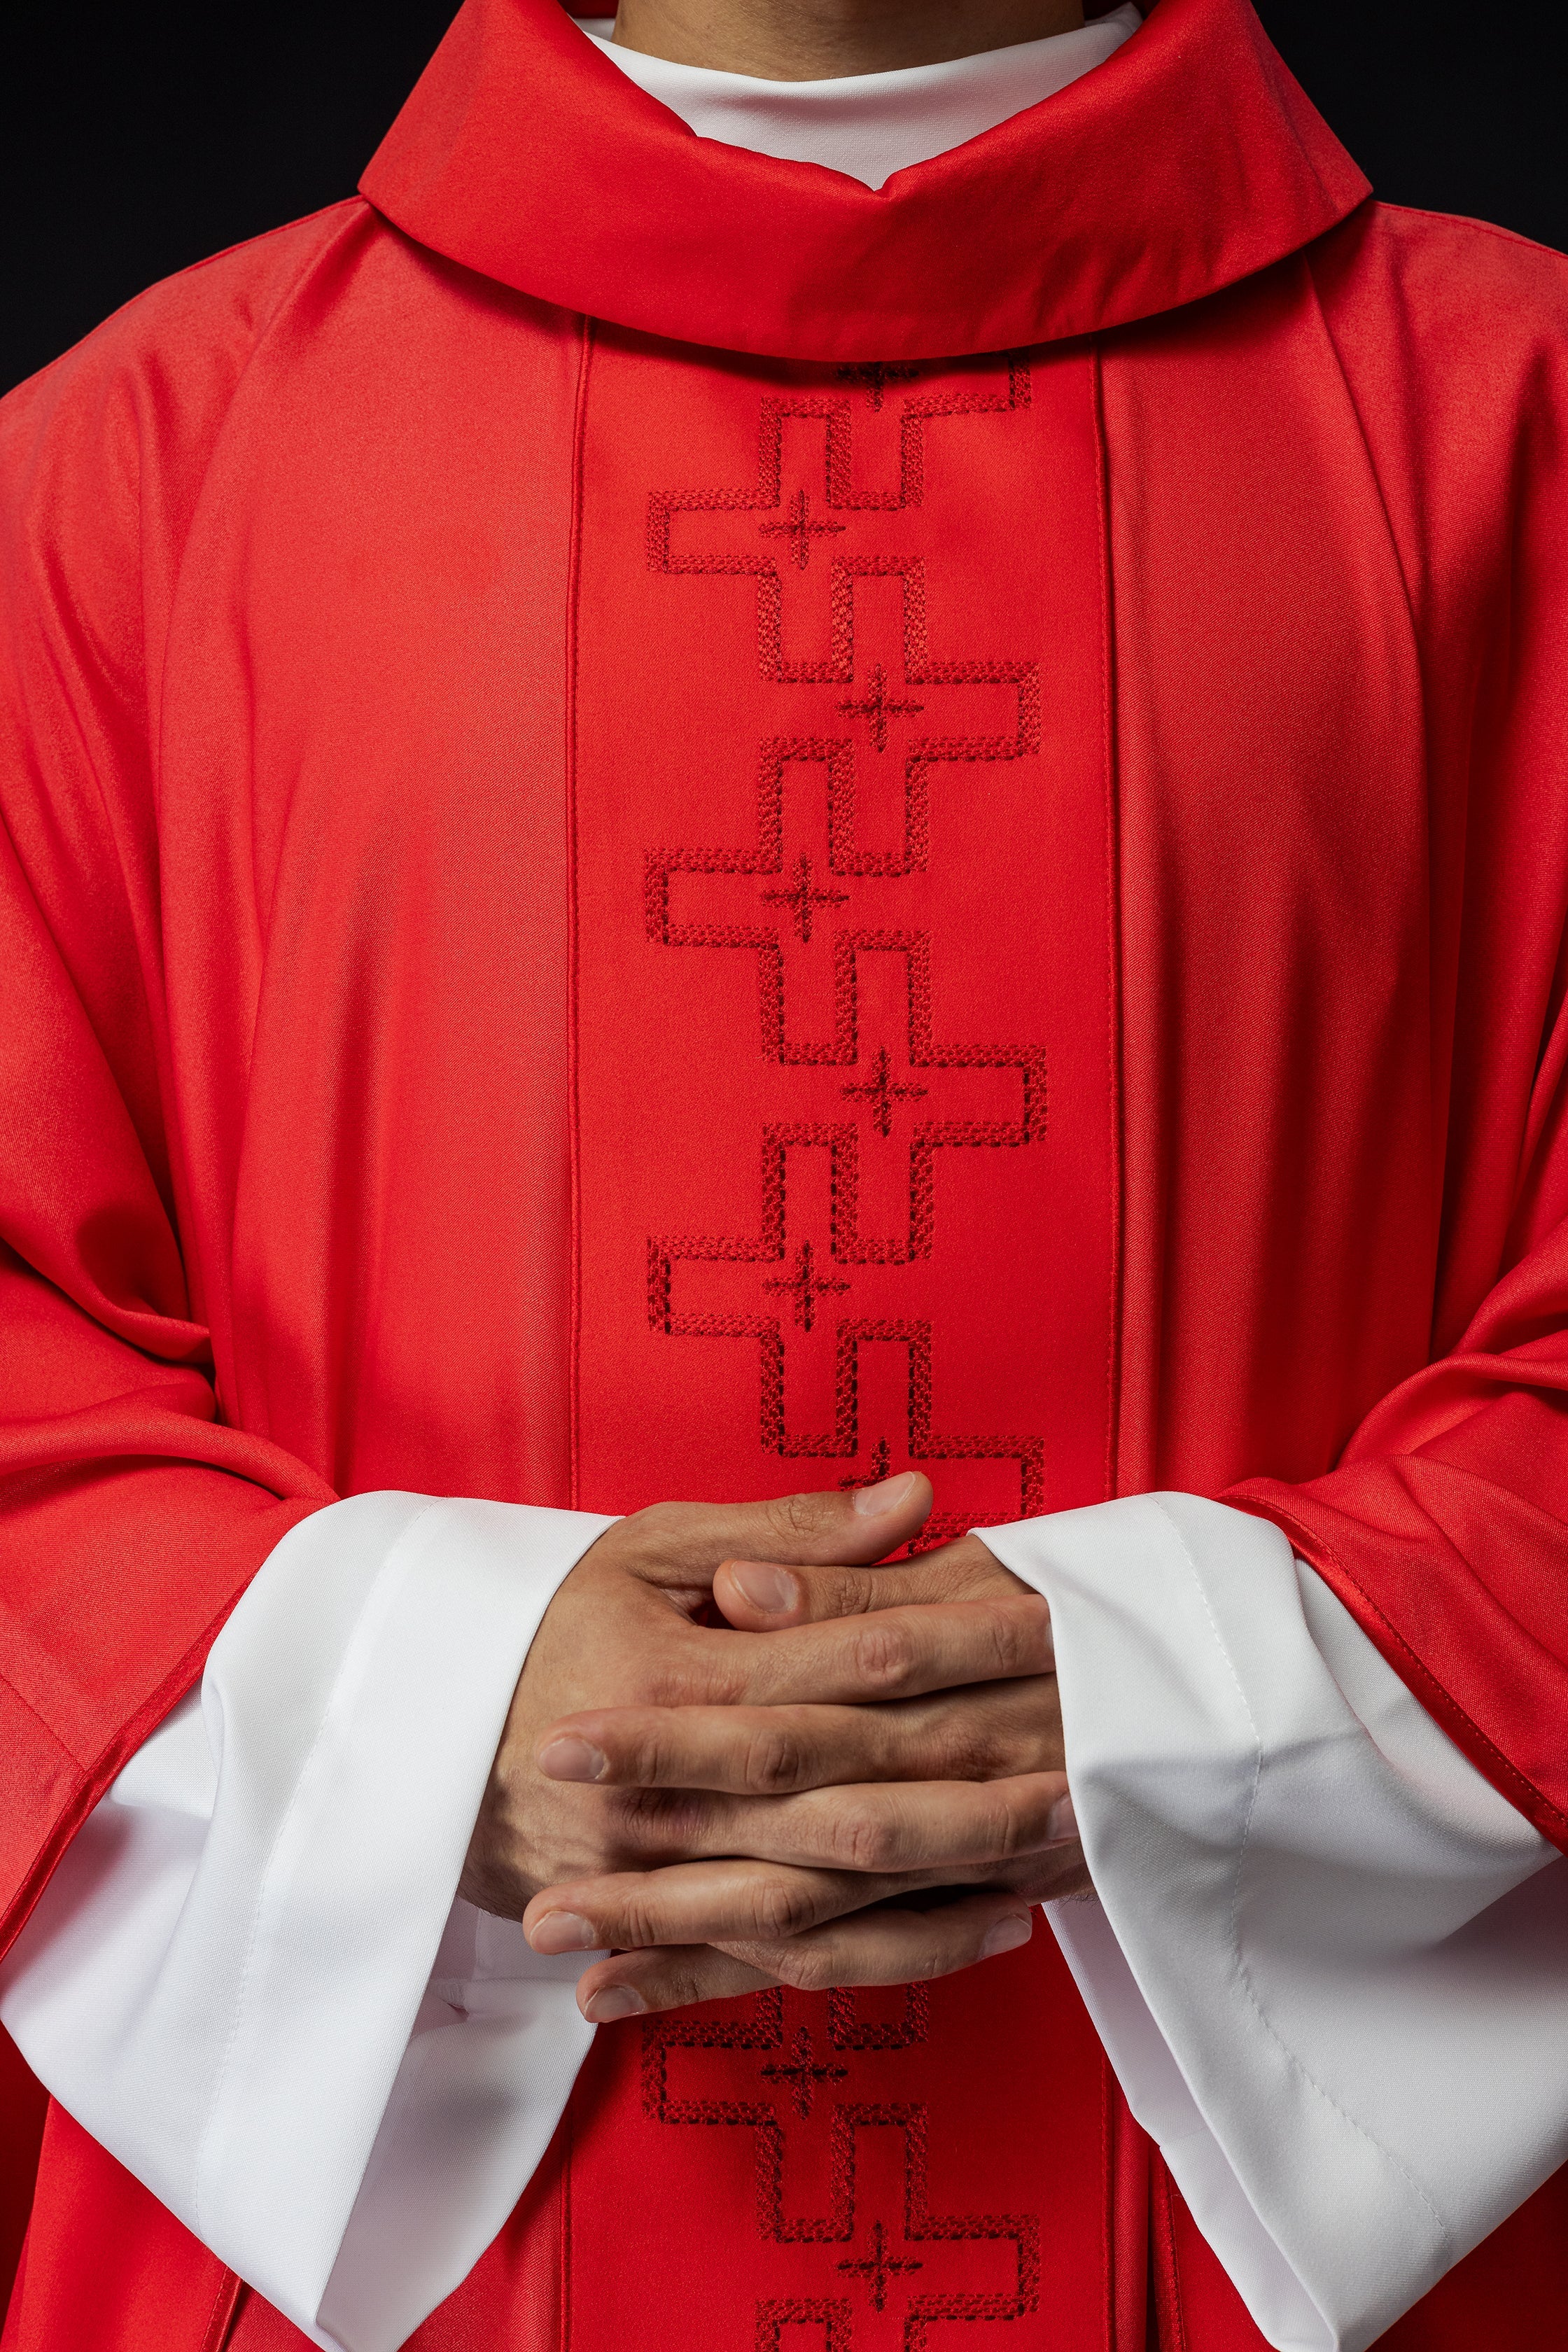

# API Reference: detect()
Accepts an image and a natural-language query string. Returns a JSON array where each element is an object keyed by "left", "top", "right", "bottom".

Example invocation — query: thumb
[{"left": 634, "top": 1472, "right": 933, "bottom": 1585}]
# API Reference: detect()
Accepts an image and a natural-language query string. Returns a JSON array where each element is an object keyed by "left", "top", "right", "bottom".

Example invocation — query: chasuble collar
[{"left": 359, "top": 0, "right": 1370, "bottom": 361}]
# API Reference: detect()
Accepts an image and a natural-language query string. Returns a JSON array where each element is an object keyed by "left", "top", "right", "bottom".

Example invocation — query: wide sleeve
[
  {"left": 1220, "top": 330, "right": 1568, "bottom": 1858},
  {"left": 0, "top": 1492, "right": 612, "bottom": 2352},
  {"left": 979, "top": 1494, "right": 1567, "bottom": 2352},
  {"left": 0, "top": 300, "right": 613, "bottom": 2351},
  {"left": 0, "top": 326, "right": 343, "bottom": 1966},
  {"left": 1227, "top": 1199, "right": 1568, "bottom": 1849}
]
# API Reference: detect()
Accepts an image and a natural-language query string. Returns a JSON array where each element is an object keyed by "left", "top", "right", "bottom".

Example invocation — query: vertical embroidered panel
[{"left": 568, "top": 338, "right": 1118, "bottom": 2347}]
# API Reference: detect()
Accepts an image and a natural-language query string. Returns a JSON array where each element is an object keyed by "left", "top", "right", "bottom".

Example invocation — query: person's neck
[{"left": 608, "top": 0, "right": 1088, "bottom": 80}]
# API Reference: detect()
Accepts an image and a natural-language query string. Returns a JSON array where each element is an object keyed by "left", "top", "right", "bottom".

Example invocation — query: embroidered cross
[
  {"left": 843, "top": 1046, "right": 929, "bottom": 1138},
  {"left": 760, "top": 487, "right": 848, "bottom": 571},
  {"left": 760, "top": 2027, "right": 848, "bottom": 2120},
  {"left": 836, "top": 362, "right": 921, "bottom": 412},
  {"left": 838, "top": 662, "right": 926, "bottom": 753},
  {"left": 762, "top": 1240, "right": 850, "bottom": 1333},
  {"left": 839, "top": 1437, "right": 893, "bottom": 1491},
  {"left": 837, "top": 2220, "right": 924, "bottom": 2311},
  {"left": 760, "top": 852, "right": 849, "bottom": 944}
]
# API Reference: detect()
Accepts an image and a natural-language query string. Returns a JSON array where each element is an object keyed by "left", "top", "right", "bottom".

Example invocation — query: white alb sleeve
[
  {"left": 0, "top": 1490, "right": 615, "bottom": 2352},
  {"left": 975, "top": 1492, "right": 1568, "bottom": 2352}
]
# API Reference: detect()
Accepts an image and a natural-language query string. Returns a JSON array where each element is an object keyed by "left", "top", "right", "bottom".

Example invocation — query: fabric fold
[
  {"left": 978, "top": 1492, "right": 1568, "bottom": 2352},
  {"left": 0, "top": 1492, "right": 613, "bottom": 2352}
]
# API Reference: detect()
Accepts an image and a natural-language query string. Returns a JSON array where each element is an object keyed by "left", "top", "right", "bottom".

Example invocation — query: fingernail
[
  {"left": 538, "top": 1735, "right": 608, "bottom": 1782},
  {"left": 1047, "top": 1794, "right": 1078, "bottom": 1844},
  {"left": 584, "top": 1986, "right": 647, "bottom": 2023},
  {"left": 527, "top": 1910, "right": 599, "bottom": 1954},
  {"left": 731, "top": 1562, "right": 799, "bottom": 1614},
  {"left": 850, "top": 1471, "right": 918, "bottom": 1517},
  {"left": 981, "top": 1914, "right": 1032, "bottom": 1959}
]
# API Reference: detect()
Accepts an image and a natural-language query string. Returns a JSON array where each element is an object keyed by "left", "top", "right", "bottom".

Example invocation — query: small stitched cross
[
  {"left": 837, "top": 2221, "right": 924, "bottom": 2311},
  {"left": 760, "top": 486, "right": 848, "bottom": 570},
  {"left": 839, "top": 1438, "right": 893, "bottom": 1491},
  {"left": 843, "top": 1046, "right": 927, "bottom": 1138},
  {"left": 760, "top": 2026, "right": 848, "bottom": 2120},
  {"left": 760, "top": 851, "right": 848, "bottom": 944},
  {"left": 838, "top": 662, "right": 925, "bottom": 753},
  {"left": 837, "top": 362, "right": 921, "bottom": 412},
  {"left": 763, "top": 1240, "right": 850, "bottom": 1334}
]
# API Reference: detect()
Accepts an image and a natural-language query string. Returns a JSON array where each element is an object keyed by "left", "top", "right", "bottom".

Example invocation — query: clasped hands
[{"left": 461, "top": 1474, "right": 1087, "bottom": 2022}]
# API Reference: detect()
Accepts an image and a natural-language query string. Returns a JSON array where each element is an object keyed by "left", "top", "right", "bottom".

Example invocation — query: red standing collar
[{"left": 360, "top": 0, "right": 1369, "bottom": 360}]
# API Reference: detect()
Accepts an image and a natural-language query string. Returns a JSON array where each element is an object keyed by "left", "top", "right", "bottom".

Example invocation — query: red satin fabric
[
  {"left": 359, "top": 0, "right": 1368, "bottom": 363},
  {"left": 4, "top": 0, "right": 1568, "bottom": 2344}
]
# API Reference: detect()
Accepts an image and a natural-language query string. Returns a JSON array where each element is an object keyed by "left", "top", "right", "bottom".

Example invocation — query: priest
[{"left": 3, "top": 0, "right": 1568, "bottom": 2346}]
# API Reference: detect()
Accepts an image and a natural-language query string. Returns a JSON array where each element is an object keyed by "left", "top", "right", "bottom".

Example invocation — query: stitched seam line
[
  {"left": 1148, "top": 1497, "right": 1452, "bottom": 2245},
  {"left": 198, "top": 2267, "right": 244, "bottom": 2352},
  {"left": 1091, "top": 335, "right": 1124, "bottom": 1506},
  {"left": 1099, "top": 2051, "right": 1114, "bottom": 2352},
  {"left": 0, "top": 1577, "right": 256, "bottom": 1963},
  {"left": 1160, "top": 2166, "right": 1190, "bottom": 2352},
  {"left": 1376, "top": 202, "right": 1566, "bottom": 258},
  {"left": 1234, "top": 1497, "right": 1568, "bottom": 1845},
  {"left": 564, "top": 315, "right": 594, "bottom": 1513},
  {"left": 1301, "top": 249, "right": 1421, "bottom": 647}
]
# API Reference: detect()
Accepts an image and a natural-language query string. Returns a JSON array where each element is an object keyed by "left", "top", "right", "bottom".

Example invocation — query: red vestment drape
[{"left": 5, "top": 0, "right": 1568, "bottom": 2343}]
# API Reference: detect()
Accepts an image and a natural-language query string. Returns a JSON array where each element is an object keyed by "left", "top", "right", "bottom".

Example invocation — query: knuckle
[
  {"left": 826, "top": 1572, "right": 876, "bottom": 1619},
  {"left": 613, "top": 1784, "right": 706, "bottom": 1854},
  {"left": 774, "top": 1940, "right": 835, "bottom": 1993},
  {"left": 619, "top": 1722, "right": 671, "bottom": 1786},
  {"left": 946, "top": 1536, "right": 1023, "bottom": 1596},
  {"left": 848, "top": 1618, "right": 918, "bottom": 1693},
  {"left": 615, "top": 1889, "right": 663, "bottom": 1949},
  {"left": 628, "top": 1501, "right": 684, "bottom": 1553},
  {"left": 651, "top": 1962, "right": 713, "bottom": 2012},
  {"left": 748, "top": 1877, "right": 820, "bottom": 1940},
  {"left": 989, "top": 1786, "right": 1050, "bottom": 1861},
  {"left": 1011, "top": 1596, "right": 1054, "bottom": 1662},
  {"left": 934, "top": 1721, "right": 1004, "bottom": 1780},
  {"left": 770, "top": 1490, "right": 829, "bottom": 1544},
  {"left": 745, "top": 1723, "right": 809, "bottom": 1795},
  {"left": 836, "top": 1807, "right": 900, "bottom": 1872},
  {"left": 983, "top": 1802, "right": 1023, "bottom": 1861},
  {"left": 641, "top": 1648, "right": 726, "bottom": 1708}
]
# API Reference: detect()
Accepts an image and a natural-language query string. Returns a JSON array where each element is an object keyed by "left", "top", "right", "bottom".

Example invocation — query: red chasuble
[{"left": 4, "top": 0, "right": 1568, "bottom": 2345}]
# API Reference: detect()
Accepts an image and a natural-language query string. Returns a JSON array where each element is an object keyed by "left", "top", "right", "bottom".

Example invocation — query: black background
[{"left": 1, "top": 1, "right": 1562, "bottom": 396}]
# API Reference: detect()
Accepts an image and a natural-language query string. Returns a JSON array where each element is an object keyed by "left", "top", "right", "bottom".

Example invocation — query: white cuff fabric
[
  {"left": 0, "top": 1490, "right": 615, "bottom": 2352},
  {"left": 976, "top": 1492, "right": 1568, "bottom": 2352},
  {"left": 576, "top": 4, "right": 1140, "bottom": 191}
]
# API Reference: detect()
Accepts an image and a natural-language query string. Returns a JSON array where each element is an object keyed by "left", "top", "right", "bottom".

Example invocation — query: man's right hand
[{"left": 458, "top": 1476, "right": 1073, "bottom": 2001}]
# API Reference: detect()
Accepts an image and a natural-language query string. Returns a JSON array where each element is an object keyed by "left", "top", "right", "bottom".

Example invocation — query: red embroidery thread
[
  {"left": 636, "top": 365, "right": 1049, "bottom": 2332},
  {"left": 645, "top": 1991, "right": 1041, "bottom": 2344}
]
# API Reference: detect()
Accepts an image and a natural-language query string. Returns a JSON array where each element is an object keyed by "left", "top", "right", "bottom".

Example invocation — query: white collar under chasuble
[{"left": 576, "top": 4, "right": 1142, "bottom": 188}]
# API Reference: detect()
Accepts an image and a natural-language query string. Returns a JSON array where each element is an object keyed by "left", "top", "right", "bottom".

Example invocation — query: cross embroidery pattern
[
  {"left": 762, "top": 2027, "right": 849, "bottom": 2120},
  {"left": 762, "top": 851, "right": 850, "bottom": 944},
  {"left": 764, "top": 1240, "right": 850, "bottom": 1334},
  {"left": 839, "top": 2222, "right": 924, "bottom": 2311},
  {"left": 645, "top": 360, "right": 1048, "bottom": 1547},
  {"left": 643, "top": 1987, "right": 1041, "bottom": 2349},
  {"left": 838, "top": 662, "right": 926, "bottom": 754},
  {"left": 843, "top": 1046, "right": 928, "bottom": 1138},
  {"left": 761, "top": 486, "right": 849, "bottom": 570}
]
